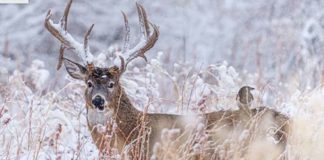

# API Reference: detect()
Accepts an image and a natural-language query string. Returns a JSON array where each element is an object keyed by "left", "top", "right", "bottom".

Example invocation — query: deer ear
[
  {"left": 63, "top": 58, "right": 87, "bottom": 80},
  {"left": 108, "top": 66, "right": 120, "bottom": 75}
]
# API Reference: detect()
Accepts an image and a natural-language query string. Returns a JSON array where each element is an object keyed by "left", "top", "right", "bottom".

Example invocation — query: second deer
[{"left": 45, "top": 0, "right": 290, "bottom": 159}]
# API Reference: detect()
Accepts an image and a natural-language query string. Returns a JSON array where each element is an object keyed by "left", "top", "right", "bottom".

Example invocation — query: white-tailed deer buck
[{"left": 45, "top": 0, "right": 290, "bottom": 159}]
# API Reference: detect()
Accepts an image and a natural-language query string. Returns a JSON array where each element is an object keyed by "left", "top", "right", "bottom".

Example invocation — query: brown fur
[
  {"left": 61, "top": 59, "right": 290, "bottom": 158},
  {"left": 42, "top": 0, "right": 295, "bottom": 158},
  {"left": 85, "top": 77, "right": 290, "bottom": 158}
]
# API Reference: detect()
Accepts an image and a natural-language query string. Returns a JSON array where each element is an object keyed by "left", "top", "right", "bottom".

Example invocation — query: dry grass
[{"left": 0, "top": 59, "right": 323, "bottom": 160}]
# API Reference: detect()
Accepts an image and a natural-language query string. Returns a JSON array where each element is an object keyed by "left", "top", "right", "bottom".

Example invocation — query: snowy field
[{"left": 0, "top": 0, "right": 324, "bottom": 159}]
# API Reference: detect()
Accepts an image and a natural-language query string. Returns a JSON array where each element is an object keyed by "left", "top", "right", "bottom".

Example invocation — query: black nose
[{"left": 92, "top": 95, "right": 105, "bottom": 110}]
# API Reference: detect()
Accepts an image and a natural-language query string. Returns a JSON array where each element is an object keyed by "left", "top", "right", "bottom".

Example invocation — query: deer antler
[
  {"left": 45, "top": 0, "right": 94, "bottom": 69},
  {"left": 119, "top": 3, "right": 159, "bottom": 74}
]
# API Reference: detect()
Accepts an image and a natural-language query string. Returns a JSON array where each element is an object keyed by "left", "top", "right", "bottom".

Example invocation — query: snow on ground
[
  {"left": 0, "top": 0, "right": 323, "bottom": 159},
  {"left": 0, "top": 54, "right": 323, "bottom": 159}
]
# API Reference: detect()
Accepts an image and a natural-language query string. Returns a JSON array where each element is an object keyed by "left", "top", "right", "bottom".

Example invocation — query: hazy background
[
  {"left": 0, "top": 0, "right": 323, "bottom": 90},
  {"left": 0, "top": 1, "right": 324, "bottom": 159}
]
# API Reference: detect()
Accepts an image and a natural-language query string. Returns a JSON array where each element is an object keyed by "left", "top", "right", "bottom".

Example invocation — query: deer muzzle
[{"left": 92, "top": 95, "right": 105, "bottom": 111}]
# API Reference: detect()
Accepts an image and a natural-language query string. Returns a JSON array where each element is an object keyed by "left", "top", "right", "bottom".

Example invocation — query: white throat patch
[{"left": 87, "top": 108, "right": 114, "bottom": 127}]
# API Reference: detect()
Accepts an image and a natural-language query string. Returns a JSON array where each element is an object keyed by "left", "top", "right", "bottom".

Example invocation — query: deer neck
[{"left": 111, "top": 87, "right": 143, "bottom": 140}]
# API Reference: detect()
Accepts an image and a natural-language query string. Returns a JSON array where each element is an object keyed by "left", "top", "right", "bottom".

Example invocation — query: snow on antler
[
  {"left": 119, "top": 3, "right": 159, "bottom": 74},
  {"left": 44, "top": 0, "right": 94, "bottom": 68}
]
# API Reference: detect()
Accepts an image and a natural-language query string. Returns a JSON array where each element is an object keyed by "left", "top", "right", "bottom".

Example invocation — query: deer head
[{"left": 45, "top": 0, "right": 159, "bottom": 112}]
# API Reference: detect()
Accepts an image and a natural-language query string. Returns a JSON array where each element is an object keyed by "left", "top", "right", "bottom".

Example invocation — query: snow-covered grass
[
  {"left": 0, "top": 70, "right": 98, "bottom": 159},
  {"left": 0, "top": 52, "right": 323, "bottom": 159},
  {"left": 0, "top": 0, "right": 324, "bottom": 159}
]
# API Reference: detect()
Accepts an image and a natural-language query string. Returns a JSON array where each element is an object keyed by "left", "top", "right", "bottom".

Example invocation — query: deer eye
[
  {"left": 108, "top": 82, "right": 114, "bottom": 88},
  {"left": 87, "top": 81, "right": 93, "bottom": 88}
]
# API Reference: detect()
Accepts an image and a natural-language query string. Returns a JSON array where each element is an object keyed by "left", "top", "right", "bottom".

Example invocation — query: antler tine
[
  {"left": 122, "top": 11, "right": 130, "bottom": 52},
  {"left": 137, "top": 21, "right": 159, "bottom": 56},
  {"left": 84, "top": 24, "right": 95, "bottom": 65},
  {"left": 118, "top": 11, "right": 129, "bottom": 74},
  {"left": 57, "top": 46, "right": 65, "bottom": 70},
  {"left": 45, "top": 10, "right": 73, "bottom": 48},
  {"left": 119, "top": 56, "right": 125, "bottom": 74},
  {"left": 57, "top": 0, "right": 72, "bottom": 70},
  {"left": 61, "top": 0, "right": 72, "bottom": 30},
  {"left": 136, "top": 3, "right": 150, "bottom": 38},
  {"left": 44, "top": 0, "right": 94, "bottom": 66},
  {"left": 119, "top": 3, "right": 159, "bottom": 73}
]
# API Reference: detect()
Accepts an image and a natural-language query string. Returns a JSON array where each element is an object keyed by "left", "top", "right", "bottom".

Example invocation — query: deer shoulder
[{"left": 45, "top": 0, "right": 290, "bottom": 158}]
